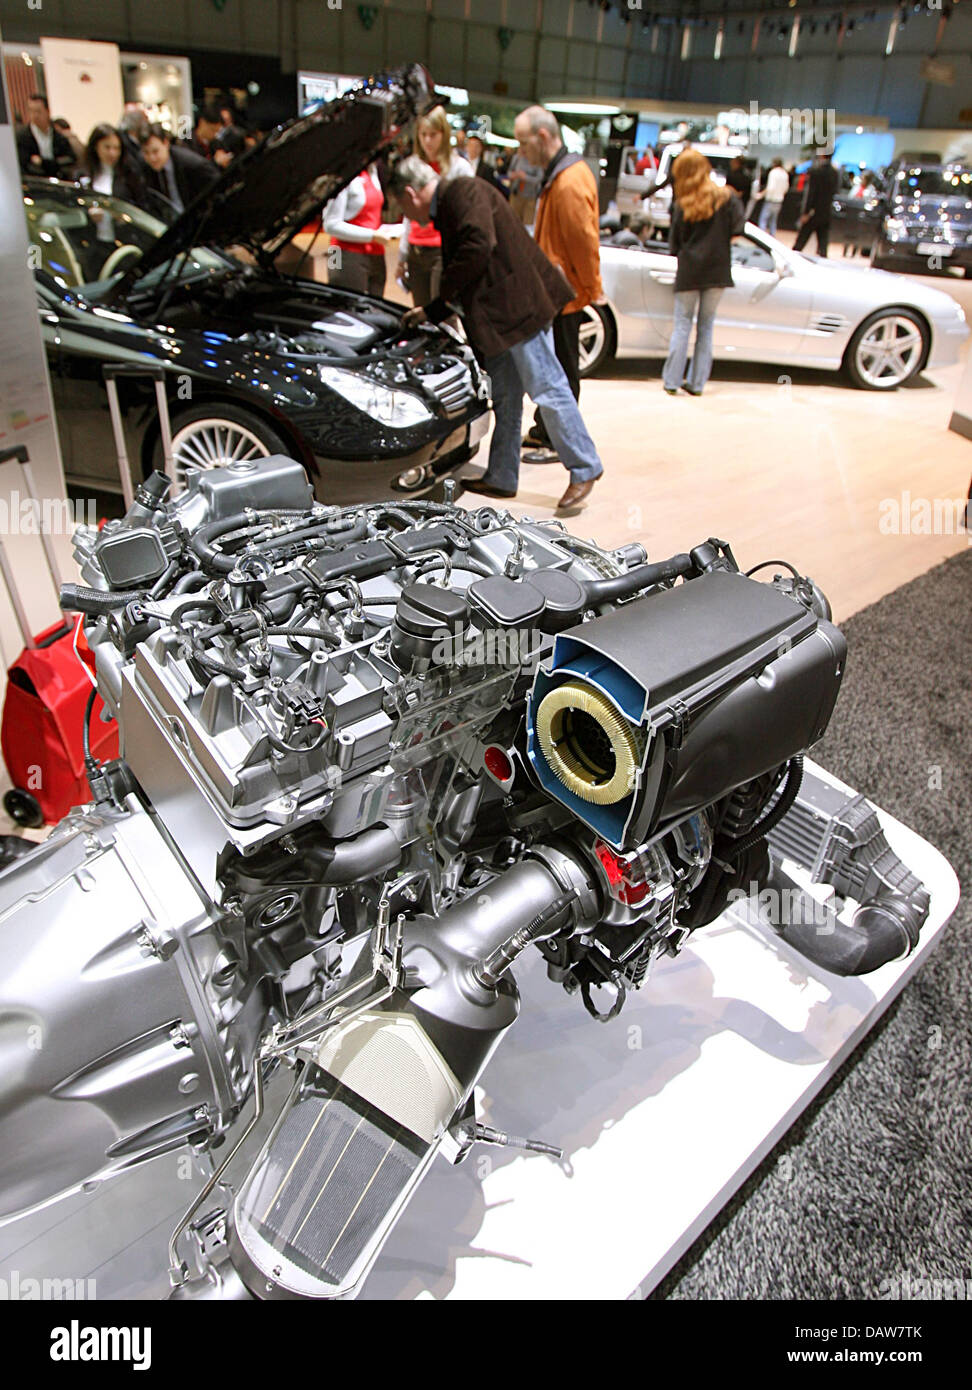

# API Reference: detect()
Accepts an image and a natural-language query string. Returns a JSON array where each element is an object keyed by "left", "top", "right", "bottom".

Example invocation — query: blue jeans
[
  {"left": 662, "top": 288, "right": 724, "bottom": 393},
  {"left": 759, "top": 201, "right": 782, "bottom": 234},
  {"left": 483, "top": 326, "right": 603, "bottom": 492}
]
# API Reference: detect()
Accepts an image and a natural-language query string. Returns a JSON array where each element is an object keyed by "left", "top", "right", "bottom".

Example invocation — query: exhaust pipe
[{"left": 195, "top": 849, "right": 598, "bottom": 1300}]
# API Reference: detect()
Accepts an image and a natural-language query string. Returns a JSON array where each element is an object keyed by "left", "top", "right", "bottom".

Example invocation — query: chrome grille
[
  {"left": 415, "top": 357, "right": 476, "bottom": 416},
  {"left": 903, "top": 222, "right": 957, "bottom": 241}
]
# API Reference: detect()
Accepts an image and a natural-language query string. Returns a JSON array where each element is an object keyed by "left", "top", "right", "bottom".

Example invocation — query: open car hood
[{"left": 112, "top": 64, "right": 434, "bottom": 297}]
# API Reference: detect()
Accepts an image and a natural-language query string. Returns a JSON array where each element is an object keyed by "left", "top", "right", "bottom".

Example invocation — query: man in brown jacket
[
  {"left": 514, "top": 106, "right": 603, "bottom": 459},
  {"left": 392, "top": 155, "right": 602, "bottom": 511}
]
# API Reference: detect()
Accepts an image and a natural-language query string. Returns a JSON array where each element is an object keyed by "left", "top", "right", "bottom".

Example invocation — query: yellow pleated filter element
[{"left": 536, "top": 679, "right": 641, "bottom": 805}]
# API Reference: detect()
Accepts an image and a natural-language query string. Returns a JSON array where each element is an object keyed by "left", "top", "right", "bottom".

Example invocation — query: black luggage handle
[{"left": 0, "top": 446, "right": 30, "bottom": 467}]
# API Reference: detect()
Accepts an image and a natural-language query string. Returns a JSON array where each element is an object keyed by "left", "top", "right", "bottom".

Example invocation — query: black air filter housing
[{"left": 526, "top": 570, "right": 846, "bottom": 850}]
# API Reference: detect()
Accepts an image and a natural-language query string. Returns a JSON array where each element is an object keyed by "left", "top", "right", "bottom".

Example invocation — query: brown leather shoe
[
  {"left": 462, "top": 478, "right": 517, "bottom": 500},
  {"left": 556, "top": 476, "right": 599, "bottom": 513}
]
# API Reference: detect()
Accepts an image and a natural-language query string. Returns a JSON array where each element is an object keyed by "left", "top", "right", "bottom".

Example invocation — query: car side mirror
[{"left": 773, "top": 256, "right": 794, "bottom": 279}]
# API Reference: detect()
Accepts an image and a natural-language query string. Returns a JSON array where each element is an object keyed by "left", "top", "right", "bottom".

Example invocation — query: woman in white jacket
[
  {"left": 323, "top": 165, "right": 402, "bottom": 297},
  {"left": 758, "top": 158, "right": 790, "bottom": 236}
]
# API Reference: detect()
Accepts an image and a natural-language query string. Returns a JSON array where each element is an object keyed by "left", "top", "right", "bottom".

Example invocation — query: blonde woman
[
  {"left": 662, "top": 148, "right": 745, "bottom": 396},
  {"left": 397, "top": 107, "right": 471, "bottom": 304}
]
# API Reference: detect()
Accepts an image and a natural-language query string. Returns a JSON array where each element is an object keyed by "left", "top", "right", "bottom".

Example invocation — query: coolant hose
[
  {"left": 190, "top": 512, "right": 263, "bottom": 575},
  {"left": 61, "top": 583, "right": 145, "bottom": 614},
  {"left": 583, "top": 552, "right": 694, "bottom": 606}
]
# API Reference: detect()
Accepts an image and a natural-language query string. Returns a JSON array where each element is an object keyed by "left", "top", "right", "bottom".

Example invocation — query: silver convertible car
[{"left": 580, "top": 222, "right": 969, "bottom": 390}]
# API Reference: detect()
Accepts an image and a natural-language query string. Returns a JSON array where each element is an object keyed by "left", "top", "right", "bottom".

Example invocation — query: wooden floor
[{"left": 457, "top": 267, "right": 972, "bottom": 625}]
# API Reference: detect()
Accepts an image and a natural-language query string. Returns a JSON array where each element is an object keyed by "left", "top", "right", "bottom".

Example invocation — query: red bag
[{"left": 0, "top": 447, "right": 118, "bottom": 827}]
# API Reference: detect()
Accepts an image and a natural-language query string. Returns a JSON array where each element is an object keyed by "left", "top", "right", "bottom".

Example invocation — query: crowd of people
[
  {"left": 16, "top": 85, "right": 841, "bottom": 514},
  {"left": 367, "top": 105, "right": 606, "bottom": 512},
  {"left": 15, "top": 91, "right": 258, "bottom": 219}
]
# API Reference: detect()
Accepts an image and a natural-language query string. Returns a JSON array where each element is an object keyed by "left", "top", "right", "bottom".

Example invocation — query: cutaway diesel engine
[{"left": 0, "top": 458, "right": 930, "bottom": 1297}]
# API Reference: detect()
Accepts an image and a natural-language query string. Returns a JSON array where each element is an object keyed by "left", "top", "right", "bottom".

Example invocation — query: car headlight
[
  {"left": 884, "top": 218, "right": 907, "bottom": 241},
  {"left": 318, "top": 367, "right": 433, "bottom": 428}
]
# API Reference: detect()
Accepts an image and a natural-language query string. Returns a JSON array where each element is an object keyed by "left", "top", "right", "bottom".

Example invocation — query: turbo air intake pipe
[
  {"left": 203, "top": 848, "right": 599, "bottom": 1300},
  {"left": 772, "top": 890, "right": 927, "bottom": 977}
]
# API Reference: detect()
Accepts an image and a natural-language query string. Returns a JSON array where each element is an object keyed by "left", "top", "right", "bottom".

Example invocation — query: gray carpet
[{"left": 654, "top": 549, "right": 972, "bottom": 1300}]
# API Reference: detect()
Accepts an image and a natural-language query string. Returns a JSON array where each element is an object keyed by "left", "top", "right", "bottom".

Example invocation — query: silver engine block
[{"left": 0, "top": 457, "right": 931, "bottom": 1298}]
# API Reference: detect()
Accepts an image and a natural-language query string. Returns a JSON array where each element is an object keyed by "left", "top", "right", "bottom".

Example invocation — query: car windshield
[
  {"left": 664, "top": 151, "right": 741, "bottom": 182},
  {"left": 894, "top": 168, "right": 972, "bottom": 197},
  {"left": 706, "top": 156, "right": 738, "bottom": 178},
  {"left": 23, "top": 188, "right": 233, "bottom": 294}
]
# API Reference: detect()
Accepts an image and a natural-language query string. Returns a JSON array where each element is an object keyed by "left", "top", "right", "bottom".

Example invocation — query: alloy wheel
[
  {"left": 170, "top": 417, "right": 272, "bottom": 489},
  {"left": 854, "top": 315, "right": 924, "bottom": 388},
  {"left": 578, "top": 307, "right": 607, "bottom": 374}
]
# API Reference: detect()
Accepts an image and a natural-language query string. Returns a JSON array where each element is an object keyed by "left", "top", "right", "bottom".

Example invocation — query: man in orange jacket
[{"left": 514, "top": 105, "right": 603, "bottom": 460}]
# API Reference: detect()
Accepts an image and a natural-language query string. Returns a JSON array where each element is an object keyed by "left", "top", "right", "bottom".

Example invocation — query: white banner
[{"left": 40, "top": 37, "right": 124, "bottom": 141}]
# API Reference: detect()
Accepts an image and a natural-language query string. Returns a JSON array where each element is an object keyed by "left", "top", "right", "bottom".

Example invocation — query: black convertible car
[
  {"left": 832, "top": 162, "right": 972, "bottom": 276},
  {"left": 26, "top": 67, "right": 490, "bottom": 504}
]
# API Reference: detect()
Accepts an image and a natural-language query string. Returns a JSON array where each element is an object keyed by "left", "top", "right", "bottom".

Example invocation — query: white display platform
[{"left": 0, "top": 763, "right": 959, "bottom": 1300}]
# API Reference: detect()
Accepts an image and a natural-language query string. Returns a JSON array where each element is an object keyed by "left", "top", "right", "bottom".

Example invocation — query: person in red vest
[
  {"left": 396, "top": 107, "right": 472, "bottom": 304},
  {"left": 323, "top": 165, "right": 402, "bottom": 297}
]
